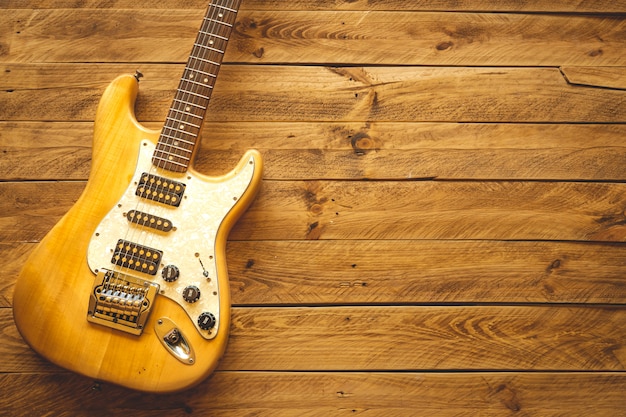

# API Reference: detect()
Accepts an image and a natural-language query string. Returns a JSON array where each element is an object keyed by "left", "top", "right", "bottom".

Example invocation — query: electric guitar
[{"left": 12, "top": 0, "right": 262, "bottom": 393}]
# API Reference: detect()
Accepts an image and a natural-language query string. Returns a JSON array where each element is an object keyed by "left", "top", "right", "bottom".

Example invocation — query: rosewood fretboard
[{"left": 152, "top": 0, "right": 241, "bottom": 173}]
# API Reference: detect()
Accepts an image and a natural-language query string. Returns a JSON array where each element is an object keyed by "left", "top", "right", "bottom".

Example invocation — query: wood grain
[
  {"left": 4, "top": 239, "right": 626, "bottom": 309},
  {"left": 4, "top": 122, "right": 626, "bottom": 181},
  {"left": 2, "top": 0, "right": 626, "bottom": 413},
  {"left": 3, "top": 65, "right": 626, "bottom": 123},
  {"left": 224, "top": 240, "right": 626, "bottom": 305},
  {"left": 3, "top": 10, "right": 625, "bottom": 65},
  {"left": 3, "top": 306, "right": 626, "bottom": 372},
  {"left": 3, "top": 0, "right": 626, "bottom": 12},
  {"left": 561, "top": 66, "right": 626, "bottom": 90},
  {"left": 5, "top": 180, "right": 626, "bottom": 242},
  {"left": 1, "top": 372, "right": 625, "bottom": 416}
]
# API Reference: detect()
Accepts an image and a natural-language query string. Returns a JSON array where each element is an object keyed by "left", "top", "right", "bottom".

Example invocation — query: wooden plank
[
  {"left": 225, "top": 240, "right": 626, "bottom": 305},
  {"left": 4, "top": 122, "right": 626, "bottom": 181},
  {"left": 2, "top": 10, "right": 625, "bottom": 65},
  {"left": 4, "top": 180, "right": 626, "bottom": 243},
  {"left": 0, "top": 371, "right": 625, "bottom": 416},
  {"left": 1, "top": 306, "right": 56, "bottom": 373},
  {"left": 0, "top": 243, "right": 33, "bottom": 308},
  {"left": 3, "top": 0, "right": 626, "bottom": 12},
  {"left": 4, "top": 306, "right": 626, "bottom": 372},
  {"left": 3, "top": 65, "right": 626, "bottom": 123},
  {"left": 561, "top": 66, "right": 626, "bottom": 90},
  {"left": 240, "top": 181, "right": 626, "bottom": 242},
  {"left": 5, "top": 239, "right": 626, "bottom": 308},
  {"left": 0, "top": 181, "right": 84, "bottom": 244},
  {"left": 221, "top": 306, "right": 626, "bottom": 371},
  {"left": 1, "top": 0, "right": 624, "bottom": 414},
  {"left": 0, "top": 122, "right": 94, "bottom": 181},
  {"left": 226, "top": 306, "right": 626, "bottom": 371}
]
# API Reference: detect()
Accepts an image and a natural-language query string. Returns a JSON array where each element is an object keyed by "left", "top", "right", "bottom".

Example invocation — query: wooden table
[{"left": 2, "top": 1, "right": 626, "bottom": 415}]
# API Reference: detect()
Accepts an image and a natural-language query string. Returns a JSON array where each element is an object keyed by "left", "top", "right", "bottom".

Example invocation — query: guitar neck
[{"left": 152, "top": 0, "right": 241, "bottom": 173}]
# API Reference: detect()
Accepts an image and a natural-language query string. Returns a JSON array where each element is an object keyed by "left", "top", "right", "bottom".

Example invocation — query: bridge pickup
[
  {"left": 136, "top": 173, "right": 186, "bottom": 207},
  {"left": 87, "top": 269, "right": 159, "bottom": 335},
  {"left": 112, "top": 239, "right": 163, "bottom": 275},
  {"left": 127, "top": 210, "right": 173, "bottom": 232}
]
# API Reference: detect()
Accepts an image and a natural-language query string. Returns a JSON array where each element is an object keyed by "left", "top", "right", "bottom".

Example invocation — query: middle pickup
[{"left": 127, "top": 210, "right": 174, "bottom": 232}]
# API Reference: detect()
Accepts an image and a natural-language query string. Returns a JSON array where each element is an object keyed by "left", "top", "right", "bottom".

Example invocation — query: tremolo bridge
[{"left": 87, "top": 269, "right": 159, "bottom": 335}]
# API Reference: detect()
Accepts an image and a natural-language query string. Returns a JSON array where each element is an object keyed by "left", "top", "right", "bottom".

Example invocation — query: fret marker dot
[
  {"left": 218, "top": 13, "right": 223, "bottom": 18},
  {"left": 189, "top": 74, "right": 194, "bottom": 79},
  {"left": 204, "top": 78, "right": 209, "bottom": 83},
  {"left": 186, "top": 106, "right": 191, "bottom": 112},
  {"left": 180, "top": 125, "right": 185, "bottom": 130},
  {"left": 209, "top": 40, "right": 214, "bottom": 45}
]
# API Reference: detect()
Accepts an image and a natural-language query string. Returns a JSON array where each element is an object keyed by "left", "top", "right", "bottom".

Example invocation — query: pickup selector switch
[
  {"left": 198, "top": 312, "right": 216, "bottom": 330},
  {"left": 182, "top": 285, "right": 200, "bottom": 303},
  {"left": 162, "top": 265, "right": 180, "bottom": 282}
]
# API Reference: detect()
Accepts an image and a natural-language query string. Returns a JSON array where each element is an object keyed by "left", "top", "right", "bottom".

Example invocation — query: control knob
[
  {"left": 162, "top": 265, "right": 180, "bottom": 282},
  {"left": 182, "top": 285, "right": 200, "bottom": 303},
  {"left": 198, "top": 312, "right": 216, "bottom": 330}
]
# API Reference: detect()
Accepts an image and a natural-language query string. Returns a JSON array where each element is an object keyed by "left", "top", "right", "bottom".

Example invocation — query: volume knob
[
  {"left": 162, "top": 265, "right": 180, "bottom": 282},
  {"left": 182, "top": 285, "right": 200, "bottom": 303},
  {"left": 198, "top": 312, "right": 216, "bottom": 330}
]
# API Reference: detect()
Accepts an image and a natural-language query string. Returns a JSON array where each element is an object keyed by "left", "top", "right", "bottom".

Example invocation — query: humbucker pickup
[
  {"left": 112, "top": 239, "right": 163, "bottom": 275},
  {"left": 135, "top": 173, "right": 186, "bottom": 207}
]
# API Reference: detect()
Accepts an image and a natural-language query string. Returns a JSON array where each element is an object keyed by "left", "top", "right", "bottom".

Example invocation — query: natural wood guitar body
[{"left": 12, "top": 73, "right": 263, "bottom": 393}]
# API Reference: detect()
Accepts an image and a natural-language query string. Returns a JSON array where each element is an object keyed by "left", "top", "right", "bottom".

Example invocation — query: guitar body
[{"left": 13, "top": 73, "right": 262, "bottom": 392}]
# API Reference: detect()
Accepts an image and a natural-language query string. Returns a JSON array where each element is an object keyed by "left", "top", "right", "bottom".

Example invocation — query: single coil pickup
[
  {"left": 88, "top": 269, "right": 159, "bottom": 335},
  {"left": 112, "top": 239, "right": 163, "bottom": 275},
  {"left": 126, "top": 210, "right": 173, "bottom": 232},
  {"left": 136, "top": 172, "right": 185, "bottom": 207}
]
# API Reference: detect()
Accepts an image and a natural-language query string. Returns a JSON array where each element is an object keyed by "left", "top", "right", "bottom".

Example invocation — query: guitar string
[
  {"left": 142, "top": 0, "right": 237, "bottom": 246},
  {"left": 114, "top": 0, "right": 230, "bottom": 312},
  {"left": 127, "top": 0, "right": 231, "bottom": 267},
  {"left": 106, "top": 1, "right": 238, "bottom": 322}
]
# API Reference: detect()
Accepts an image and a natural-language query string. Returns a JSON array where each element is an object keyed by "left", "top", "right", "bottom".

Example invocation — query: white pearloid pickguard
[{"left": 87, "top": 139, "right": 257, "bottom": 339}]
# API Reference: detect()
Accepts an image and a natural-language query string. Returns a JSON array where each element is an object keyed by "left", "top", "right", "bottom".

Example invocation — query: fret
[
  {"left": 154, "top": 151, "right": 193, "bottom": 164},
  {"left": 213, "top": 3, "right": 237, "bottom": 13},
  {"left": 173, "top": 99, "right": 207, "bottom": 111},
  {"left": 165, "top": 116, "right": 201, "bottom": 130},
  {"left": 194, "top": 42, "right": 225, "bottom": 54},
  {"left": 155, "top": 144, "right": 193, "bottom": 155},
  {"left": 154, "top": 145, "right": 193, "bottom": 160},
  {"left": 176, "top": 89, "right": 213, "bottom": 102},
  {"left": 180, "top": 78, "right": 215, "bottom": 90},
  {"left": 189, "top": 55, "right": 222, "bottom": 67},
  {"left": 159, "top": 132, "right": 196, "bottom": 146},
  {"left": 168, "top": 107, "right": 204, "bottom": 121},
  {"left": 184, "top": 68, "right": 217, "bottom": 79},
  {"left": 204, "top": 16, "right": 233, "bottom": 27},
  {"left": 199, "top": 30, "right": 229, "bottom": 41},
  {"left": 164, "top": 127, "right": 199, "bottom": 138},
  {"left": 152, "top": 155, "right": 189, "bottom": 167}
]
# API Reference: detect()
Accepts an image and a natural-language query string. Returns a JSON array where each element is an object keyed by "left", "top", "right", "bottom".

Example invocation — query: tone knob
[
  {"left": 182, "top": 285, "right": 200, "bottom": 303},
  {"left": 162, "top": 265, "right": 180, "bottom": 282},
  {"left": 198, "top": 312, "right": 216, "bottom": 330}
]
